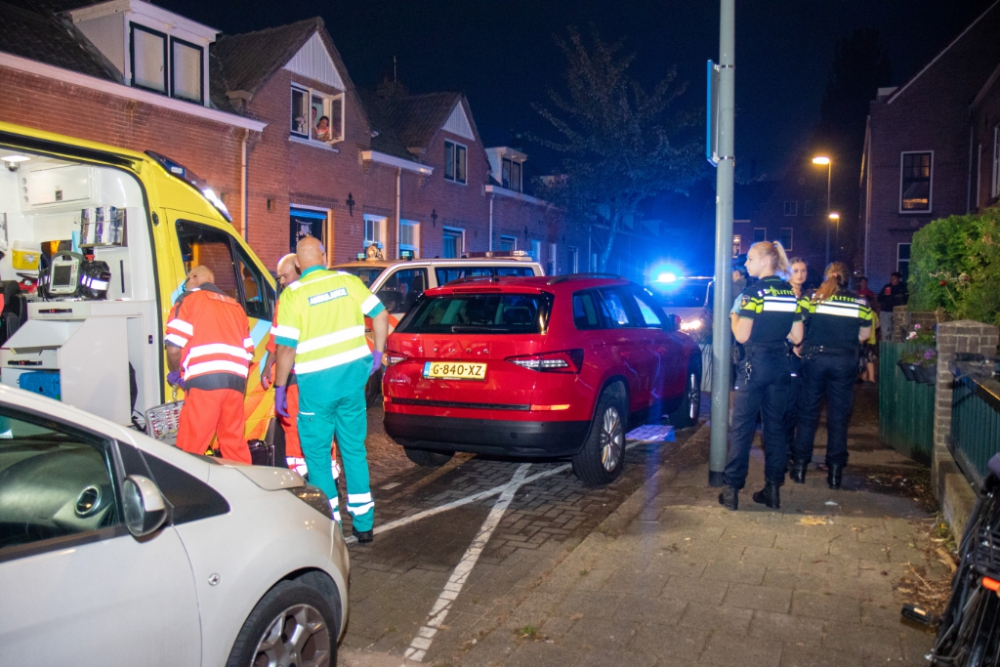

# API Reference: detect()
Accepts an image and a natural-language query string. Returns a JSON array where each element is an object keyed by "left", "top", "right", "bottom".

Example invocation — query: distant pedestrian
[
  {"left": 720, "top": 241, "right": 804, "bottom": 512},
  {"left": 791, "top": 262, "right": 873, "bottom": 489},
  {"left": 876, "top": 272, "right": 908, "bottom": 341},
  {"left": 855, "top": 277, "right": 878, "bottom": 384}
]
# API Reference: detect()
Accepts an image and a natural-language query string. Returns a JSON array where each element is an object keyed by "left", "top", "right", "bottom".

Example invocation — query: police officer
[
  {"left": 720, "top": 241, "right": 803, "bottom": 511},
  {"left": 272, "top": 237, "right": 389, "bottom": 543},
  {"left": 790, "top": 262, "right": 873, "bottom": 489},
  {"left": 783, "top": 257, "right": 809, "bottom": 465}
]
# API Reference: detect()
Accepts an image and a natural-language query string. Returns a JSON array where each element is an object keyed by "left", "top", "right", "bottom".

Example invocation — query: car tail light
[
  {"left": 385, "top": 353, "right": 407, "bottom": 366},
  {"left": 505, "top": 349, "right": 584, "bottom": 374}
]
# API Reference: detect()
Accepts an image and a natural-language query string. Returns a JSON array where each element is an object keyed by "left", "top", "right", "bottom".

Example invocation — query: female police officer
[
  {"left": 789, "top": 262, "right": 873, "bottom": 489},
  {"left": 720, "top": 241, "right": 803, "bottom": 511}
]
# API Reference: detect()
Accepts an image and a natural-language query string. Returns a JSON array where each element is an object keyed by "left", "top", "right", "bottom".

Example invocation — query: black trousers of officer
[
  {"left": 724, "top": 346, "right": 790, "bottom": 490},
  {"left": 782, "top": 352, "right": 803, "bottom": 450},
  {"left": 793, "top": 351, "right": 857, "bottom": 468}
]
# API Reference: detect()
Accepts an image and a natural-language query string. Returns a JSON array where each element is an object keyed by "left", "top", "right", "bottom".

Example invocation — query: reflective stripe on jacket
[
  {"left": 166, "top": 284, "right": 254, "bottom": 391},
  {"left": 274, "top": 267, "right": 384, "bottom": 376}
]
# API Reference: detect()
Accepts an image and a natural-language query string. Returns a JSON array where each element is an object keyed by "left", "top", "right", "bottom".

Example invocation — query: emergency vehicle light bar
[{"left": 146, "top": 151, "right": 233, "bottom": 223}]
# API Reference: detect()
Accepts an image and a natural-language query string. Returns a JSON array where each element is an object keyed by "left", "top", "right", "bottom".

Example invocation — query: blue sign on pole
[{"left": 706, "top": 60, "right": 720, "bottom": 166}]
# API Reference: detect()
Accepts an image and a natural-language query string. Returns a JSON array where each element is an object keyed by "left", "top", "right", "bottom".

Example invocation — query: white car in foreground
[{"left": 0, "top": 384, "right": 348, "bottom": 667}]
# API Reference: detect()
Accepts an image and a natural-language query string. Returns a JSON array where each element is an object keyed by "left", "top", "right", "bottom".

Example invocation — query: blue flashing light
[{"left": 656, "top": 272, "right": 678, "bottom": 284}]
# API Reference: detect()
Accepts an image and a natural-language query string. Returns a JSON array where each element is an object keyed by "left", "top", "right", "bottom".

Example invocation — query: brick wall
[
  {"left": 931, "top": 320, "right": 1000, "bottom": 535},
  {"left": 863, "top": 4, "right": 1000, "bottom": 290}
]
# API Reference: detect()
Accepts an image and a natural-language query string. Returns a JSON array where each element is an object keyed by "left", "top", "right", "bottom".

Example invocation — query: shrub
[{"left": 910, "top": 210, "right": 1000, "bottom": 327}]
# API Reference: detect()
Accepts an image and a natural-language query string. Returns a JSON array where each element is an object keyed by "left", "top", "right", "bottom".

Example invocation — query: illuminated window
[
  {"left": 290, "top": 84, "right": 344, "bottom": 143},
  {"left": 900, "top": 152, "right": 932, "bottom": 212}
]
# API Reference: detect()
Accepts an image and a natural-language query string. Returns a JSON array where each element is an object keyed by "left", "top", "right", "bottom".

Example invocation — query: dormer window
[
  {"left": 502, "top": 157, "right": 522, "bottom": 193},
  {"left": 129, "top": 23, "right": 205, "bottom": 103}
]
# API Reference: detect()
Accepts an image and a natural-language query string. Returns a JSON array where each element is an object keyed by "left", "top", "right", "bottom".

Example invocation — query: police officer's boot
[
  {"left": 790, "top": 461, "right": 808, "bottom": 484},
  {"left": 827, "top": 464, "right": 844, "bottom": 490},
  {"left": 752, "top": 482, "right": 781, "bottom": 509},
  {"left": 718, "top": 486, "right": 738, "bottom": 511}
]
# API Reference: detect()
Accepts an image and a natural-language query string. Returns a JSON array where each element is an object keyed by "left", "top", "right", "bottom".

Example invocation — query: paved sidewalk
[{"left": 453, "top": 392, "right": 945, "bottom": 666}]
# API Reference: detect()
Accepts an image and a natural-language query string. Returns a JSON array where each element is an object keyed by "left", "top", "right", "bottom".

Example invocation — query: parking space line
[
  {"left": 344, "top": 462, "right": 572, "bottom": 545},
  {"left": 401, "top": 463, "right": 532, "bottom": 664}
]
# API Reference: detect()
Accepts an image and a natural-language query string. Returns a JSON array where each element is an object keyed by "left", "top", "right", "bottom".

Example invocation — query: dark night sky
[{"left": 160, "top": 0, "right": 996, "bottom": 179}]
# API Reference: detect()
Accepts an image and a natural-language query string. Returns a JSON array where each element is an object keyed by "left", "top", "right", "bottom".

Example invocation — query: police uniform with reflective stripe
[
  {"left": 792, "top": 289, "right": 873, "bottom": 473},
  {"left": 275, "top": 267, "right": 384, "bottom": 529},
  {"left": 724, "top": 276, "right": 803, "bottom": 491}
]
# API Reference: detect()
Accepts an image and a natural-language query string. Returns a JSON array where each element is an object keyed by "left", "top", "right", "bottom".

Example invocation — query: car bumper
[{"left": 384, "top": 412, "right": 590, "bottom": 457}]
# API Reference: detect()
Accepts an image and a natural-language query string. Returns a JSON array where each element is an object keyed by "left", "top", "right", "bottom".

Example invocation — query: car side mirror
[
  {"left": 123, "top": 475, "right": 169, "bottom": 538},
  {"left": 663, "top": 314, "right": 681, "bottom": 332}
]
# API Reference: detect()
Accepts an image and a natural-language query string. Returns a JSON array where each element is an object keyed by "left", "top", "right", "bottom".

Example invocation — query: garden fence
[{"left": 878, "top": 341, "right": 935, "bottom": 464}]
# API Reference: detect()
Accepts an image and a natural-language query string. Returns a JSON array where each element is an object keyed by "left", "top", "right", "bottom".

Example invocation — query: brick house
[
  {"left": 0, "top": 0, "right": 265, "bottom": 232},
  {"left": 861, "top": 1, "right": 1000, "bottom": 288}
]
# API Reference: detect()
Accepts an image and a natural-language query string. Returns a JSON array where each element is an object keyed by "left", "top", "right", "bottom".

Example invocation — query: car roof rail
[
  {"left": 442, "top": 275, "right": 502, "bottom": 286},
  {"left": 546, "top": 273, "right": 622, "bottom": 285}
]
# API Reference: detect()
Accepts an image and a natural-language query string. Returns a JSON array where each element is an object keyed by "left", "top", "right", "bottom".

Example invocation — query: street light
[
  {"left": 812, "top": 155, "right": 832, "bottom": 266},
  {"left": 829, "top": 212, "right": 840, "bottom": 260}
]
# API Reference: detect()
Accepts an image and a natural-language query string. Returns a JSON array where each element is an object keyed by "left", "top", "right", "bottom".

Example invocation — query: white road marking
[
  {"left": 401, "top": 463, "right": 532, "bottom": 664},
  {"left": 343, "top": 463, "right": 571, "bottom": 545}
]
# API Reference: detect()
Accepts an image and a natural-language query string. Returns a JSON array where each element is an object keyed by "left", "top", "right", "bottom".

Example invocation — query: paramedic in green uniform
[{"left": 272, "top": 237, "right": 389, "bottom": 543}]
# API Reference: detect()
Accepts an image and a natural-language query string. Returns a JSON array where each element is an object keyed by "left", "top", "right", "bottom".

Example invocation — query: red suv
[{"left": 381, "top": 276, "right": 701, "bottom": 485}]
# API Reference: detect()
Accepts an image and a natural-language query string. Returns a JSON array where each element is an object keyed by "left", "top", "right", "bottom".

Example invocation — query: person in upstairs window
[{"left": 315, "top": 116, "right": 332, "bottom": 142}]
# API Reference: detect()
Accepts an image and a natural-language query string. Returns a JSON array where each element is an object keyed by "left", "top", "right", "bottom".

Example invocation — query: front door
[{"left": 0, "top": 406, "right": 201, "bottom": 666}]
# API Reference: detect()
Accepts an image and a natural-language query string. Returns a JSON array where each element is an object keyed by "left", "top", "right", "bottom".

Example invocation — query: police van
[{"left": 0, "top": 122, "right": 276, "bottom": 442}]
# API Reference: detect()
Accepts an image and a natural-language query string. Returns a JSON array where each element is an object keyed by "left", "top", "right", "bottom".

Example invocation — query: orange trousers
[
  {"left": 177, "top": 387, "right": 251, "bottom": 464},
  {"left": 280, "top": 383, "right": 303, "bottom": 458}
]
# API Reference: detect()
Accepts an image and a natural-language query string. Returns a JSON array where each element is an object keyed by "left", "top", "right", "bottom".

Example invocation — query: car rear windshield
[
  {"left": 338, "top": 266, "right": 385, "bottom": 287},
  {"left": 435, "top": 266, "right": 535, "bottom": 285},
  {"left": 396, "top": 292, "right": 552, "bottom": 334},
  {"left": 652, "top": 282, "right": 710, "bottom": 308}
]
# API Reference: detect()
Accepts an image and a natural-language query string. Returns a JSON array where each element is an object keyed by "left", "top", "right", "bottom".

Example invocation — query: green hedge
[{"left": 910, "top": 210, "right": 1000, "bottom": 328}]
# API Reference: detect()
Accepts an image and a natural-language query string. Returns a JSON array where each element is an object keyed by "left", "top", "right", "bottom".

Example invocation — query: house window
[
  {"left": 499, "top": 235, "right": 517, "bottom": 251},
  {"left": 803, "top": 200, "right": 815, "bottom": 216},
  {"left": 444, "top": 140, "right": 467, "bottom": 184},
  {"left": 530, "top": 239, "right": 541, "bottom": 262},
  {"left": 897, "top": 243, "right": 911, "bottom": 281},
  {"left": 442, "top": 227, "right": 464, "bottom": 258},
  {"left": 783, "top": 201, "right": 797, "bottom": 216},
  {"left": 753, "top": 228, "right": 766, "bottom": 243},
  {"left": 732, "top": 234, "right": 742, "bottom": 257},
  {"left": 502, "top": 158, "right": 523, "bottom": 192},
  {"left": 547, "top": 242, "right": 557, "bottom": 275},
  {"left": 399, "top": 219, "right": 419, "bottom": 258},
  {"left": 900, "top": 151, "right": 932, "bottom": 212},
  {"left": 290, "top": 207, "right": 328, "bottom": 253},
  {"left": 364, "top": 215, "right": 387, "bottom": 251},
  {"left": 290, "top": 84, "right": 344, "bottom": 143},
  {"left": 130, "top": 23, "right": 167, "bottom": 93},
  {"left": 779, "top": 227, "right": 793, "bottom": 251},
  {"left": 170, "top": 37, "right": 203, "bottom": 104}
]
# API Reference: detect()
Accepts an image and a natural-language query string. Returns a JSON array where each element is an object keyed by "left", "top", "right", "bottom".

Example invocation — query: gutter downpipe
[
  {"left": 241, "top": 131, "right": 248, "bottom": 240},
  {"left": 488, "top": 192, "right": 494, "bottom": 252},
  {"left": 396, "top": 167, "right": 402, "bottom": 258}
]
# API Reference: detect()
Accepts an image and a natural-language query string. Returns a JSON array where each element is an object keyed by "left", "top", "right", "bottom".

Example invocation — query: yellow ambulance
[{"left": 0, "top": 122, "right": 275, "bottom": 442}]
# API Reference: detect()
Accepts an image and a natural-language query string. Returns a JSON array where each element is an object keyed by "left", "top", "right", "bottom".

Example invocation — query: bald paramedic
[
  {"left": 272, "top": 238, "right": 388, "bottom": 543},
  {"left": 165, "top": 265, "right": 253, "bottom": 464}
]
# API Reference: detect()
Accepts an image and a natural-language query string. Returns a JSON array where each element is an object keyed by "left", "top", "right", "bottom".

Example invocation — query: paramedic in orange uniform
[
  {"left": 165, "top": 265, "right": 253, "bottom": 464},
  {"left": 261, "top": 254, "right": 306, "bottom": 472}
]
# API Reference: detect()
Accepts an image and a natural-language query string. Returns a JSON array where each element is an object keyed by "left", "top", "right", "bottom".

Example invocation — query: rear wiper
[{"left": 450, "top": 325, "right": 509, "bottom": 333}]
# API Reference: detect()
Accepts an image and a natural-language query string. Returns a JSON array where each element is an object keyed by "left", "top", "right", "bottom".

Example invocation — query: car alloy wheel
[
  {"left": 686, "top": 371, "right": 700, "bottom": 421},
  {"left": 252, "top": 603, "right": 332, "bottom": 667},
  {"left": 599, "top": 405, "right": 624, "bottom": 473}
]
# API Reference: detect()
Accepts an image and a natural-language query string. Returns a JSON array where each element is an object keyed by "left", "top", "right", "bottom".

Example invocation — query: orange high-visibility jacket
[{"left": 165, "top": 284, "right": 254, "bottom": 391}]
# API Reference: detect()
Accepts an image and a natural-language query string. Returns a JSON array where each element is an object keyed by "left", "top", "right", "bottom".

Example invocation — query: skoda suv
[{"left": 382, "top": 275, "right": 701, "bottom": 485}]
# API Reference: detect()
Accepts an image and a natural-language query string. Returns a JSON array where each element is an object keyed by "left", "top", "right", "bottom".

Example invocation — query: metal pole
[
  {"left": 709, "top": 0, "right": 735, "bottom": 487},
  {"left": 825, "top": 163, "right": 831, "bottom": 266}
]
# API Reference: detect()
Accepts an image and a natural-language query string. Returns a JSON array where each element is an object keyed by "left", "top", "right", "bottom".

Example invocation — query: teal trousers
[{"left": 296, "top": 358, "right": 374, "bottom": 531}]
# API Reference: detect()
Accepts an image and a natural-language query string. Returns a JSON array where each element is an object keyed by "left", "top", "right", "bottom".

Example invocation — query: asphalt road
[{"left": 335, "top": 401, "right": 710, "bottom": 665}]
